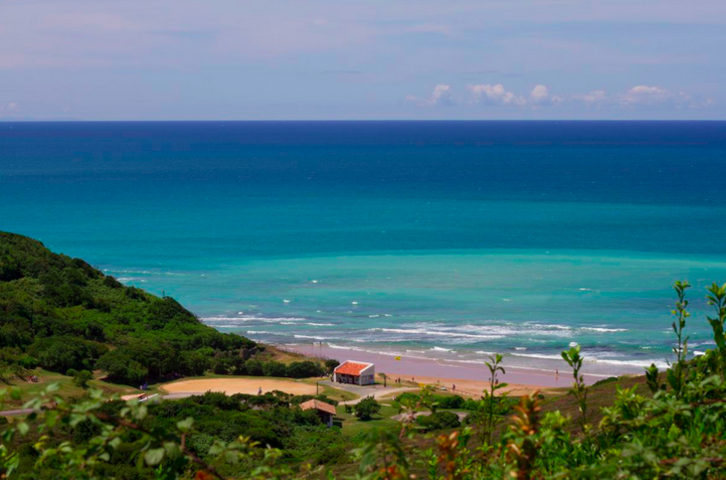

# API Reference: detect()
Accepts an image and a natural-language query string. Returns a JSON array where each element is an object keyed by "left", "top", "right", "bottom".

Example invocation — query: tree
[
  {"left": 354, "top": 396, "right": 381, "bottom": 421},
  {"left": 286, "top": 361, "right": 323, "bottom": 378},
  {"left": 96, "top": 350, "right": 148, "bottom": 385},
  {"left": 324, "top": 359, "right": 340, "bottom": 374},
  {"left": 73, "top": 370, "right": 93, "bottom": 388},
  {"left": 415, "top": 411, "right": 461, "bottom": 431}
]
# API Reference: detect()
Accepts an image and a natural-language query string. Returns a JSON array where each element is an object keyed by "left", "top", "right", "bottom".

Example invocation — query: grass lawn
[
  {"left": 299, "top": 378, "right": 360, "bottom": 403},
  {"left": 0, "top": 369, "right": 135, "bottom": 408},
  {"left": 336, "top": 403, "right": 401, "bottom": 437}
]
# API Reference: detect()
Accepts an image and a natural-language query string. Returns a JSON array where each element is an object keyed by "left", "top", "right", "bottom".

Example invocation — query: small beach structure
[
  {"left": 333, "top": 360, "right": 375, "bottom": 386},
  {"left": 300, "top": 399, "right": 337, "bottom": 427}
]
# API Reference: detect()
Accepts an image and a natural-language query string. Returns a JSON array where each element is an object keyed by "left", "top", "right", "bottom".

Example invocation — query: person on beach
[
  {"left": 452, "top": 384, "right": 456, "bottom": 391},
  {"left": 556, "top": 369, "right": 559, "bottom": 382},
  {"left": 258, "top": 387, "right": 262, "bottom": 395}
]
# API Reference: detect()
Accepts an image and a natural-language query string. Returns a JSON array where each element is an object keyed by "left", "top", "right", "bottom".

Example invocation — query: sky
[{"left": 1, "top": 0, "right": 725, "bottom": 120}]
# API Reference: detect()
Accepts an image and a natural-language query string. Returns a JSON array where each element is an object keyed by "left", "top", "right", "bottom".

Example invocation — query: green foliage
[
  {"left": 285, "top": 361, "right": 325, "bottom": 378},
  {"left": 415, "top": 411, "right": 461, "bottom": 431},
  {"left": 354, "top": 397, "right": 381, "bottom": 421},
  {"left": 668, "top": 280, "right": 692, "bottom": 398},
  {"left": 27, "top": 336, "right": 107, "bottom": 373},
  {"left": 561, "top": 344, "right": 590, "bottom": 435},
  {"left": 324, "top": 359, "right": 340, "bottom": 374},
  {"left": 0, "top": 232, "right": 256, "bottom": 385},
  {"left": 72, "top": 370, "right": 93, "bottom": 389},
  {"left": 95, "top": 350, "right": 148, "bottom": 385},
  {"left": 0, "top": 386, "right": 350, "bottom": 479},
  {"left": 395, "top": 392, "right": 476, "bottom": 411},
  {"left": 706, "top": 282, "right": 726, "bottom": 377}
]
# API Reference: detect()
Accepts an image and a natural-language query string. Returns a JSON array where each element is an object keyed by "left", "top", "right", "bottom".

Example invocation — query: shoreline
[{"left": 289, "top": 343, "right": 611, "bottom": 388}]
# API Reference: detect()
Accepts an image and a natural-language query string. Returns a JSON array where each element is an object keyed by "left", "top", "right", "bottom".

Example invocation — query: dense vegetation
[
  {"left": 4, "top": 390, "right": 350, "bottom": 479},
  {"left": 0, "top": 232, "right": 280, "bottom": 385},
  {"left": 2, "top": 231, "right": 726, "bottom": 478}
]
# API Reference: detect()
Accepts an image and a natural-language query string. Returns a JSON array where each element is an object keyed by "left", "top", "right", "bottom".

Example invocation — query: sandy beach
[{"left": 290, "top": 344, "right": 609, "bottom": 388}]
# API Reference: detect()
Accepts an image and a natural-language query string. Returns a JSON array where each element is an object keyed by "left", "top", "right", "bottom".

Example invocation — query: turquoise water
[{"left": 2, "top": 121, "right": 726, "bottom": 374}]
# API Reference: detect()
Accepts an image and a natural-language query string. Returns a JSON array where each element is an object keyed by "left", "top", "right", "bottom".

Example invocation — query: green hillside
[{"left": 0, "top": 231, "right": 254, "bottom": 384}]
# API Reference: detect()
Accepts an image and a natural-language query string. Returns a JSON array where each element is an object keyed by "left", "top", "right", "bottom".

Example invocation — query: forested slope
[{"left": 0, "top": 231, "right": 254, "bottom": 384}]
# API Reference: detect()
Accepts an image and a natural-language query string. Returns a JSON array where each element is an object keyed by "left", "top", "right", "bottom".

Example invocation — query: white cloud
[
  {"left": 0, "top": 102, "right": 20, "bottom": 115},
  {"left": 467, "top": 83, "right": 526, "bottom": 106},
  {"left": 529, "top": 84, "right": 562, "bottom": 106},
  {"left": 620, "top": 85, "right": 674, "bottom": 105},
  {"left": 617, "top": 85, "right": 713, "bottom": 109},
  {"left": 406, "top": 84, "right": 454, "bottom": 107},
  {"left": 573, "top": 90, "right": 607, "bottom": 105}
]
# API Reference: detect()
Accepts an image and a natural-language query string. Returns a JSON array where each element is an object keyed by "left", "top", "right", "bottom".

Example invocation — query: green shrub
[
  {"left": 286, "top": 360, "right": 323, "bottom": 378},
  {"left": 73, "top": 369, "right": 93, "bottom": 388},
  {"left": 415, "top": 411, "right": 461, "bottom": 431},
  {"left": 324, "top": 359, "right": 340, "bottom": 373},
  {"left": 354, "top": 397, "right": 380, "bottom": 421}
]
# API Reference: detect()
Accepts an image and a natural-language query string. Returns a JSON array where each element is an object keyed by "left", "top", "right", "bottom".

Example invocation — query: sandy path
[{"left": 160, "top": 378, "right": 318, "bottom": 396}]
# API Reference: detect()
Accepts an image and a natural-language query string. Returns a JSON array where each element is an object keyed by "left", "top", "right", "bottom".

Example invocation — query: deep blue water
[{"left": 2, "top": 121, "right": 726, "bottom": 374}]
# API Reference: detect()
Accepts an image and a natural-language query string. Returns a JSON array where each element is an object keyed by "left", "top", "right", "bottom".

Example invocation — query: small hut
[{"left": 300, "top": 399, "right": 337, "bottom": 427}]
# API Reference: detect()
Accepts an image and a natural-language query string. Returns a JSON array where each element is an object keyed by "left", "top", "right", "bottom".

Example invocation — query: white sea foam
[
  {"left": 201, "top": 315, "right": 306, "bottom": 324},
  {"left": 511, "top": 353, "right": 564, "bottom": 360},
  {"left": 294, "top": 334, "right": 327, "bottom": 340},
  {"left": 370, "top": 327, "right": 503, "bottom": 340},
  {"left": 430, "top": 346, "right": 453, "bottom": 352},
  {"left": 307, "top": 322, "right": 335, "bottom": 326},
  {"left": 581, "top": 327, "right": 627, "bottom": 333},
  {"left": 531, "top": 324, "right": 571, "bottom": 330},
  {"left": 586, "top": 358, "right": 669, "bottom": 369}
]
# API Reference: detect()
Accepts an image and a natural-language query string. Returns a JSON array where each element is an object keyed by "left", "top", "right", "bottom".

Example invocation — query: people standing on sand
[
  {"left": 452, "top": 384, "right": 456, "bottom": 391},
  {"left": 556, "top": 369, "right": 559, "bottom": 382},
  {"left": 258, "top": 387, "right": 262, "bottom": 395}
]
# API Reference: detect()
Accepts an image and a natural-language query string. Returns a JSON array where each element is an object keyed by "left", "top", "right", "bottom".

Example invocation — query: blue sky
[{"left": 1, "top": 0, "right": 725, "bottom": 120}]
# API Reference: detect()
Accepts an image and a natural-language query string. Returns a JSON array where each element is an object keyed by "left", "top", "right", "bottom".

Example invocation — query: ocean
[{"left": 2, "top": 121, "right": 726, "bottom": 375}]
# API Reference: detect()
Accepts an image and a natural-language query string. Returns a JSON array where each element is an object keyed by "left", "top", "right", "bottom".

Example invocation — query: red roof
[
  {"left": 334, "top": 361, "right": 371, "bottom": 376},
  {"left": 300, "top": 399, "right": 337, "bottom": 415}
]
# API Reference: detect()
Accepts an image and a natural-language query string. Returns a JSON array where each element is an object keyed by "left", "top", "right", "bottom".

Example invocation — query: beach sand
[
  {"left": 379, "top": 375, "right": 559, "bottom": 398},
  {"left": 291, "top": 344, "right": 608, "bottom": 388},
  {"left": 160, "top": 377, "right": 318, "bottom": 396}
]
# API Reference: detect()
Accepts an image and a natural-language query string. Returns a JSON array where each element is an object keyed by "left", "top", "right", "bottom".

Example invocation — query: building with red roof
[
  {"left": 333, "top": 360, "right": 375, "bottom": 386},
  {"left": 300, "top": 399, "right": 337, "bottom": 427}
]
